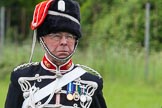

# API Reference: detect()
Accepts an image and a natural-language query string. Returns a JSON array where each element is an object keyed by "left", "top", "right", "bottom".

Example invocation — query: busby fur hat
[{"left": 31, "top": 0, "right": 81, "bottom": 40}]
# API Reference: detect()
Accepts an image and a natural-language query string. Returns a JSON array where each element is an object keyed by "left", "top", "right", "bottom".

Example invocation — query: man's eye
[
  {"left": 50, "top": 34, "right": 61, "bottom": 39},
  {"left": 67, "top": 35, "right": 73, "bottom": 39},
  {"left": 54, "top": 34, "right": 61, "bottom": 38}
]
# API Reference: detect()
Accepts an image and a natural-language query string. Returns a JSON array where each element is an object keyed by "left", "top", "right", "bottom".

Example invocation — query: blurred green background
[{"left": 0, "top": 0, "right": 162, "bottom": 108}]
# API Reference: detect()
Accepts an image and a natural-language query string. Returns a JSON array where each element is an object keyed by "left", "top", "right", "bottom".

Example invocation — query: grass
[
  {"left": 0, "top": 81, "right": 9, "bottom": 108},
  {"left": 0, "top": 43, "right": 162, "bottom": 108},
  {"left": 103, "top": 80, "right": 162, "bottom": 108}
]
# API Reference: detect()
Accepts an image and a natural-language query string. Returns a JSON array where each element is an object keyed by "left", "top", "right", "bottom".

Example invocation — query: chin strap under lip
[{"left": 39, "top": 37, "right": 78, "bottom": 63}]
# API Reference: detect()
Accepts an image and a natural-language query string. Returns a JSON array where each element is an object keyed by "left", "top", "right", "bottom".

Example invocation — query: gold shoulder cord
[
  {"left": 75, "top": 64, "right": 102, "bottom": 78},
  {"left": 14, "top": 62, "right": 39, "bottom": 72}
]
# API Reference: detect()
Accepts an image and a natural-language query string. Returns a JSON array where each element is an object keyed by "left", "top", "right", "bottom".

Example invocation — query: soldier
[{"left": 5, "top": 0, "right": 107, "bottom": 108}]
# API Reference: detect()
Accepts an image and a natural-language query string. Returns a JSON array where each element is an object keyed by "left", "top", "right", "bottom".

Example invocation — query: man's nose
[{"left": 60, "top": 36, "right": 67, "bottom": 44}]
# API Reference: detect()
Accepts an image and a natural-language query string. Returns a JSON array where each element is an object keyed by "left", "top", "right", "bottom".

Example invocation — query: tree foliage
[
  {"left": 80, "top": 0, "right": 162, "bottom": 51},
  {"left": 1, "top": 0, "right": 162, "bottom": 51}
]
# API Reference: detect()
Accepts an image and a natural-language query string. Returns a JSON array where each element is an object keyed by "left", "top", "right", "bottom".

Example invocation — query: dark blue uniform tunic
[{"left": 5, "top": 58, "right": 107, "bottom": 108}]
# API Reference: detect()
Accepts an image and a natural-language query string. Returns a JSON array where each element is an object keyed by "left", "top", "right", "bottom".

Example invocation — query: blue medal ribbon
[{"left": 67, "top": 82, "right": 73, "bottom": 94}]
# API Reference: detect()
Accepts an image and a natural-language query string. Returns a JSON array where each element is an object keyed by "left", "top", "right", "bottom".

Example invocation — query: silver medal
[{"left": 80, "top": 95, "right": 86, "bottom": 102}]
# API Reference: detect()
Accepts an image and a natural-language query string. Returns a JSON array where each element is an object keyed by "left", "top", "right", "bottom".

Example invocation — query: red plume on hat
[{"left": 31, "top": 0, "right": 54, "bottom": 30}]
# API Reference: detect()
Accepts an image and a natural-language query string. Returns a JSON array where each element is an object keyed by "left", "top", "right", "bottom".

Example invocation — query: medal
[
  {"left": 67, "top": 93, "right": 73, "bottom": 100},
  {"left": 66, "top": 82, "right": 74, "bottom": 101},
  {"left": 80, "top": 85, "right": 86, "bottom": 102},
  {"left": 73, "top": 91, "right": 80, "bottom": 101},
  {"left": 73, "top": 83, "right": 80, "bottom": 101},
  {"left": 80, "top": 95, "right": 86, "bottom": 102}
]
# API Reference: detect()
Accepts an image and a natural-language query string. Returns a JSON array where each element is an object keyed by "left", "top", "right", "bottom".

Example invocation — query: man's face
[{"left": 42, "top": 32, "right": 76, "bottom": 59}]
